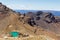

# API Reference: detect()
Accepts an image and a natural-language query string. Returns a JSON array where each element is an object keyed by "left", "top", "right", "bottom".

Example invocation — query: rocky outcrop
[{"left": 24, "top": 11, "right": 60, "bottom": 35}]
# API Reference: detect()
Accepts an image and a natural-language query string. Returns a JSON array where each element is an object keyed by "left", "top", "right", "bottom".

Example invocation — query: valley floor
[{"left": 0, "top": 35, "right": 56, "bottom": 40}]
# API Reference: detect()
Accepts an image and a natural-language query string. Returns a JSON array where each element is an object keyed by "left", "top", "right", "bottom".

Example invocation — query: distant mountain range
[{"left": 15, "top": 10, "right": 60, "bottom": 16}]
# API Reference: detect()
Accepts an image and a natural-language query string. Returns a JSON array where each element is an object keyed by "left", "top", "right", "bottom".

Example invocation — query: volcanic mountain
[{"left": 0, "top": 3, "right": 60, "bottom": 40}]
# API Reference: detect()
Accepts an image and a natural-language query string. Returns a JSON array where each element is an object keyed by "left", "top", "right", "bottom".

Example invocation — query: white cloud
[
  {"left": 6, "top": 4, "right": 31, "bottom": 10},
  {"left": 5, "top": 4, "right": 60, "bottom": 11}
]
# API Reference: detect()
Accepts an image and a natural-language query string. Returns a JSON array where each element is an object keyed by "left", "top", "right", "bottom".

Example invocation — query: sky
[{"left": 0, "top": 0, "right": 60, "bottom": 11}]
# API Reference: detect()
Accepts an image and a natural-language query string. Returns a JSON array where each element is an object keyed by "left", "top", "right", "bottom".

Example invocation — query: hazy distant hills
[{"left": 15, "top": 10, "right": 60, "bottom": 16}]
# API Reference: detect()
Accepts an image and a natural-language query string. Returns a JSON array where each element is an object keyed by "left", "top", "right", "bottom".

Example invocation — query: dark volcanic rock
[{"left": 25, "top": 11, "right": 60, "bottom": 35}]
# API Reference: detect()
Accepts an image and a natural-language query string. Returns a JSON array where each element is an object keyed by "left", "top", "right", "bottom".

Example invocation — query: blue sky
[{"left": 0, "top": 0, "right": 60, "bottom": 10}]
